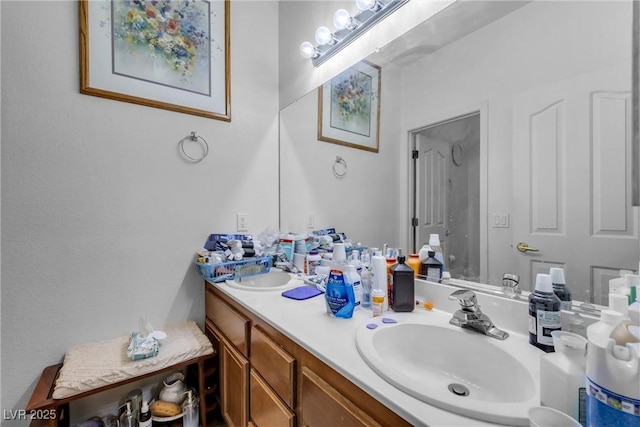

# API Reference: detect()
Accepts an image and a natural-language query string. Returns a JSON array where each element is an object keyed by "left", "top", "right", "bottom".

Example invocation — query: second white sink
[{"left": 355, "top": 311, "right": 540, "bottom": 426}]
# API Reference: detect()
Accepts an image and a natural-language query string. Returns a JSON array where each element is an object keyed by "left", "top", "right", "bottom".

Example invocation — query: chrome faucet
[
  {"left": 448, "top": 289, "right": 509, "bottom": 340},
  {"left": 501, "top": 273, "right": 521, "bottom": 298}
]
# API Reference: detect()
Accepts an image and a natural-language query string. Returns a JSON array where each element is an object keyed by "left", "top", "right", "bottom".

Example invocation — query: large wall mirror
[{"left": 280, "top": 0, "right": 638, "bottom": 308}]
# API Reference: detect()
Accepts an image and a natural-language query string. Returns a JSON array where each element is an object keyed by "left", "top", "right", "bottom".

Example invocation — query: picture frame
[
  {"left": 318, "top": 60, "right": 381, "bottom": 153},
  {"left": 79, "top": 0, "right": 230, "bottom": 121}
]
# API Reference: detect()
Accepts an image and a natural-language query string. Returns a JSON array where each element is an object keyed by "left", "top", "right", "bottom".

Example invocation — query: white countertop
[{"left": 208, "top": 273, "right": 542, "bottom": 426}]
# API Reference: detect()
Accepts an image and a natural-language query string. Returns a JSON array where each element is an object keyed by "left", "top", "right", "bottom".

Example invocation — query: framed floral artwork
[
  {"left": 318, "top": 61, "right": 381, "bottom": 152},
  {"left": 79, "top": 0, "right": 230, "bottom": 121}
]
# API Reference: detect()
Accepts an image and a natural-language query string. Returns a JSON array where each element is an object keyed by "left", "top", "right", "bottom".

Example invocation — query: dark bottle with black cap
[
  {"left": 391, "top": 251, "right": 415, "bottom": 312},
  {"left": 420, "top": 250, "right": 443, "bottom": 282}
]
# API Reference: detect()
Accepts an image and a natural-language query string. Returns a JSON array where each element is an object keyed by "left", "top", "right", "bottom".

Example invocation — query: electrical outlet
[
  {"left": 237, "top": 213, "right": 248, "bottom": 232},
  {"left": 306, "top": 214, "right": 315, "bottom": 229}
]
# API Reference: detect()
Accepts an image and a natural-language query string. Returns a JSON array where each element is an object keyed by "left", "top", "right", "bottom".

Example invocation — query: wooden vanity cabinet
[{"left": 204, "top": 282, "right": 412, "bottom": 427}]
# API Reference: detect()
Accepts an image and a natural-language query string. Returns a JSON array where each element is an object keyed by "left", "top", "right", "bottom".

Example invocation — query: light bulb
[
  {"left": 315, "top": 26, "right": 334, "bottom": 45},
  {"left": 356, "top": 0, "right": 378, "bottom": 11},
  {"left": 299, "top": 41, "right": 317, "bottom": 59},
  {"left": 333, "top": 9, "right": 351, "bottom": 30}
]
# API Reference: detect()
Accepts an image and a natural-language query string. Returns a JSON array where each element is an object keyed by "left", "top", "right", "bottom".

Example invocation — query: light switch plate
[{"left": 492, "top": 213, "right": 510, "bottom": 228}]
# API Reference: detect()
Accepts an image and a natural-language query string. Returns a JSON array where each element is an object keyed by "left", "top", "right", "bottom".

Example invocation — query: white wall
[
  {"left": 1, "top": 0, "right": 279, "bottom": 413},
  {"left": 399, "top": 0, "right": 631, "bottom": 285}
]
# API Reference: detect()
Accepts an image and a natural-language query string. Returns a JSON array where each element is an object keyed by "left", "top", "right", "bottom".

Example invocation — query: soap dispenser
[
  {"left": 182, "top": 389, "right": 200, "bottom": 427},
  {"left": 119, "top": 400, "right": 137, "bottom": 427}
]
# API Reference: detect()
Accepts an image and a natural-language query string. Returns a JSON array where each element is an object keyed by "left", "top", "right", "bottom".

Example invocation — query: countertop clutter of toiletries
[{"left": 195, "top": 228, "right": 640, "bottom": 426}]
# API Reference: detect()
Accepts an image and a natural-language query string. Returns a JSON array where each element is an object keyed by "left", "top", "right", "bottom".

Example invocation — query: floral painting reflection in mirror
[
  {"left": 79, "top": 0, "right": 230, "bottom": 120},
  {"left": 318, "top": 60, "right": 381, "bottom": 152}
]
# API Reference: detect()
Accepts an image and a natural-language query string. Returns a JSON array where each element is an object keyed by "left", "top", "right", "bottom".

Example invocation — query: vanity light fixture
[{"left": 299, "top": 0, "right": 410, "bottom": 67}]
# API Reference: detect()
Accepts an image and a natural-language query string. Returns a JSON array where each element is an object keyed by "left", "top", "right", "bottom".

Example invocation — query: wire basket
[{"left": 195, "top": 256, "right": 272, "bottom": 283}]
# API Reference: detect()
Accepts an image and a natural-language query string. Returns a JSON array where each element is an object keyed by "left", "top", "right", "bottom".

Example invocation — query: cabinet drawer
[
  {"left": 250, "top": 369, "right": 295, "bottom": 427},
  {"left": 250, "top": 326, "right": 296, "bottom": 407},
  {"left": 301, "top": 367, "right": 382, "bottom": 427},
  {"left": 206, "top": 286, "right": 249, "bottom": 356}
]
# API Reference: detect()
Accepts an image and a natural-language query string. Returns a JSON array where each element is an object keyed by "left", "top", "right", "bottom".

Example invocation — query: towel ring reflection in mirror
[
  {"left": 333, "top": 156, "right": 347, "bottom": 178},
  {"left": 452, "top": 142, "right": 464, "bottom": 166},
  {"left": 179, "top": 131, "right": 209, "bottom": 163}
]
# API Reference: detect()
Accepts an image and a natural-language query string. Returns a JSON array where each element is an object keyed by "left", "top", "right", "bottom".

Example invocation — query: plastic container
[
  {"left": 539, "top": 331, "right": 587, "bottom": 424},
  {"left": 407, "top": 254, "right": 421, "bottom": 277},
  {"left": 587, "top": 310, "right": 624, "bottom": 347},
  {"left": 550, "top": 267, "right": 572, "bottom": 311},
  {"left": 195, "top": 256, "right": 272, "bottom": 283},
  {"left": 529, "top": 273, "right": 562, "bottom": 352},
  {"left": 333, "top": 243, "right": 347, "bottom": 263},
  {"left": 345, "top": 265, "right": 363, "bottom": 310},
  {"left": 372, "top": 288, "right": 385, "bottom": 317},
  {"left": 390, "top": 254, "right": 414, "bottom": 312},
  {"left": 359, "top": 250, "right": 372, "bottom": 308},
  {"left": 630, "top": 297, "right": 640, "bottom": 324},
  {"left": 305, "top": 250, "right": 321, "bottom": 276},
  {"left": 418, "top": 243, "right": 432, "bottom": 262},
  {"left": 609, "top": 293, "right": 630, "bottom": 319},
  {"left": 371, "top": 251, "right": 388, "bottom": 312},
  {"left": 586, "top": 311, "right": 640, "bottom": 427},
  {"left": 625, "top": 274, "right": 640, "bottom": 305},
  {"left": 385, "top": 256, "right": 396, "bottom": 307}
]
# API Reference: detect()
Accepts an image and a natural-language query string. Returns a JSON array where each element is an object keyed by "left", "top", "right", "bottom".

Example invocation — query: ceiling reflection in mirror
[{"left": 280, "top": 0, "right": 637, "bottom": 307}]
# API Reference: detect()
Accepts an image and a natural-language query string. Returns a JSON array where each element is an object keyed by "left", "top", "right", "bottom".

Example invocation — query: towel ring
[
  {"left": 179, "top": 131, "right": 209, "bottom": 162},
  {"left": 332, "top": 156, "right": 347, "bottom": 178}
]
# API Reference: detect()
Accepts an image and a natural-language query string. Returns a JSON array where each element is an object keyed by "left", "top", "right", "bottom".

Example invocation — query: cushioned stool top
[{"left": 52, "top": 321, "right": 213, "bottom": 399}]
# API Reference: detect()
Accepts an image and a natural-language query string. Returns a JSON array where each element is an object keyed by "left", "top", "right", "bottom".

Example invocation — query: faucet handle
[{"left": 448, "top": 289, "right": 478, "bottom": 308}]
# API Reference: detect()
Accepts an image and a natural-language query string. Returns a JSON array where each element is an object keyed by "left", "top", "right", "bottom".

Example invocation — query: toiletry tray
[{"left": 195, "top": 256, "right": 272, "bottom": 283}]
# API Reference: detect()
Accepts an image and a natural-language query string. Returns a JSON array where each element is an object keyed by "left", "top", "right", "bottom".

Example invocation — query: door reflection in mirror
[{"left": 412, "top": 113, "right": 480, "bottom": 281}]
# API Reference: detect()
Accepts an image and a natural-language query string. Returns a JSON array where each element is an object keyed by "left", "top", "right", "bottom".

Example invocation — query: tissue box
[{"left": 127, "top": 332, "right": 159, "bottom": 361}]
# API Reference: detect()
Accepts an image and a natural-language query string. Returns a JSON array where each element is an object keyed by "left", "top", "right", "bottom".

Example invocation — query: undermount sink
[
  {"left": 355, "top": 312, "right": 540, "bottom": 426},
  {"left": 225, "top": 269, "right": 300, "bottom": 291}
]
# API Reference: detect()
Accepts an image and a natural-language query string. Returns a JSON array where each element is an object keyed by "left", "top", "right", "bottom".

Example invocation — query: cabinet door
[
  {"left": 250, "top": 369, "right": 295, "bottom": 427},
  {"left": 301, "top": 367, "right": 382, "bottom": 427},
  {"left": 221, "top": 339, "right": 249, "bottom": 427}
]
